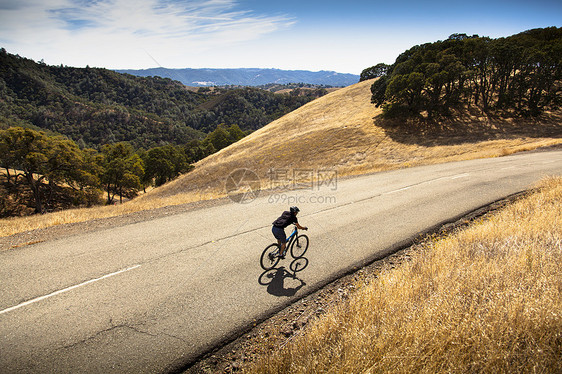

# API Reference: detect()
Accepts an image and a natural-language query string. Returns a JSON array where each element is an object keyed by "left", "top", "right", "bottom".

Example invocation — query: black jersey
[{"left": 272, "top": 211, "right": 298, "bottom": 228}]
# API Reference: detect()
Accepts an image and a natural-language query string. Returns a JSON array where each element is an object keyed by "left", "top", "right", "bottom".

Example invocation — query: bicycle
[{"left": 260, "top": 225, "right": 309, "bottom": 270}]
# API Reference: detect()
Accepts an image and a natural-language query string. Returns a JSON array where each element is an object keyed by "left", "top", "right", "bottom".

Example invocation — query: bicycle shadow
[{"left": 258, "top": 260, "right": 308, "bottom": 297}]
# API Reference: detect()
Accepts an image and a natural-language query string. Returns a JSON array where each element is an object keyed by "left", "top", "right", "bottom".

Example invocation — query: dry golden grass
[
  {"left": 149, "top": 79, "right": 562, "bottom": 199},
  {"left": 244, "top": 176, "right": 562, "bottom": 374},
  {"left": 1, "top": 79, "right": 561, "bottom": 237},
  {"left": 0, "top": 190, "right": 222, "bottom": 238}
]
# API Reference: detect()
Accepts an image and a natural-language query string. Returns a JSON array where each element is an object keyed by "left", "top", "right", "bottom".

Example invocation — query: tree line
[
  {"left": 362, "top": 27, "right": 562, "bottom": 119},
  {"left": 0, "top": 125, "right": 246, "bottom": 217}
]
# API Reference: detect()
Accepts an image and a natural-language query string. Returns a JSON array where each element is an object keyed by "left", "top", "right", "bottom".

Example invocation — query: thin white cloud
[{"left": 0, "top": 0, "right": 295, "bottom": 68}]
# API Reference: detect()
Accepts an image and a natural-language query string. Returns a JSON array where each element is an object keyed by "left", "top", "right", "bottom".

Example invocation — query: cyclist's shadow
[{"left": 258, "top": 266, "right": 306, "bottom": 297}]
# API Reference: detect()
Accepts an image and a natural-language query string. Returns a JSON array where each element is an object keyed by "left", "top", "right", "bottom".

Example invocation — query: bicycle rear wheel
[
  {"left": 260, "top": 243, "right": 281, "bottom": 270},
  {"left": 290, "top": 234, "right": 309, "bottom": 258}
]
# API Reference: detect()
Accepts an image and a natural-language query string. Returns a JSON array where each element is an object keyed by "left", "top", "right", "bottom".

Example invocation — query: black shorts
[{"left": 272, "top": 226, "right": 286, "bottom": 242}]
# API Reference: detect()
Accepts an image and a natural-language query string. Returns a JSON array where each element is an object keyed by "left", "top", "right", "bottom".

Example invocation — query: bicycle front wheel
[
  {"left": 260, "top": 243, "right": 281, "bottom": 270},
  {"left": 290, "top": 234, "right": 309, "bottom": 258},
  {"left": 290, "top": 257, "right": 309, "bottom": 273}
]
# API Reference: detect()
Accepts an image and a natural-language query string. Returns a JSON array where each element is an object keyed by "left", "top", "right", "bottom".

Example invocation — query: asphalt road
[{"left": 1, "top": 149, "right": 561, "bottom": 373}]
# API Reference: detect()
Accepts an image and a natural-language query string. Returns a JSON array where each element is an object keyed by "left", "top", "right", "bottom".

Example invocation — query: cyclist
[{"left": 272, "top": 206, "right": 308, "bottom": 259}]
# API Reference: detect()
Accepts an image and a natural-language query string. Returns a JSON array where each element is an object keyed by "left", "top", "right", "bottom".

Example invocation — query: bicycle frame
[{"left": 285, "top": 225, "right": 298, "bottom": 246}]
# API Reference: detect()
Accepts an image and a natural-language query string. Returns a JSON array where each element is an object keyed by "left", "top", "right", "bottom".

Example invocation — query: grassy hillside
[
  {"left": 145, "top": 78, "right": 562, "bottom": 201},
  {"left": 243, "top": 176, "right": 562, "bottom": 373}
]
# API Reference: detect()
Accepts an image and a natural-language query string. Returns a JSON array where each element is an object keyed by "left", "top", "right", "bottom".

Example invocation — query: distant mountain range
[{"left": 114, "top": 68, "right": 360, "bottom": 87}]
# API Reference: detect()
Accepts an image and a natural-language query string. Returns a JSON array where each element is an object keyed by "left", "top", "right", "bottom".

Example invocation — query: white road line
[
  {"left": 0, "top": 265, "right": 141, "bottom": 316},
  {"left": 385, "top": 173, "right": 470, "bottom": 195},
  {"left": 384, "top": 186, "right": 411, "bottom": 194},
  {"left": 451, "top": 173, "right": 470, "bottom": 179}
]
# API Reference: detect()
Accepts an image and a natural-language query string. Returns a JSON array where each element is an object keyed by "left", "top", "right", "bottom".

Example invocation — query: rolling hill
[
  {"left": 0, "top": 49, "right": 327, "bottom": 149},
  {"left": 142, "top": 78, "right": 562, "bottom": 203}
]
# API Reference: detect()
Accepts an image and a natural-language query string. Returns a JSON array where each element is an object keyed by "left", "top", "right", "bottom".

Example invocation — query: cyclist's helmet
[{"left": 290, "top": 206, "right": 300, "bottom": 214}]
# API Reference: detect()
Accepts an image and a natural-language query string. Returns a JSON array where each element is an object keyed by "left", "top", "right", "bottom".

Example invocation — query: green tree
[
  {"left": 384, "top": 72, "right": 425, "bottom": 116},
  {"left": 201, "top": 123, "right": 248, "bottom": 153},
  {"left": 142, "top": 144, "right": 192, "bottom": 187},
  {"left": 0, "top": 127, "right": 97, "bottom": 213},
  {"left": 370, "top": 75, "right": 390, "bottom": 107},
  {"left": 360, "top": 63, "right": 391, "bottom": 81},
  {"left": 101, "top": 142, "right": 144, "bottom": 204},
  {"left": 77, "top": 148, "right": 104, "bottom": 205},
  {"left": 370, "top": 27, "right": 562, "bottom": 119},
  {"left": 203, "top": 124, "right": 231, "bottom": 152},
  {"left": 226, "top": 124, "right": 247, "bottom": 143},
  {"left": 184, "top": 139, "right": 214, "bottom": 163}
]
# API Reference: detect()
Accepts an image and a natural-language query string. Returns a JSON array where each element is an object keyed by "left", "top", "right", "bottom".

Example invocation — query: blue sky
[{"left": 0, "top": 0, "right": 560, "bottom": 74}]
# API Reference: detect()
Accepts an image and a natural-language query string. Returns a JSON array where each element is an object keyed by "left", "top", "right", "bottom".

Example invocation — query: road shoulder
[{"left": 0, "top": 197, "right": 231, "bottom": 251}]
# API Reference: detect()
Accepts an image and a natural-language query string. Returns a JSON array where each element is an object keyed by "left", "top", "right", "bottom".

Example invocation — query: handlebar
[{"left": 293, "top": 224, "right": 308, "bottom": 230}]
